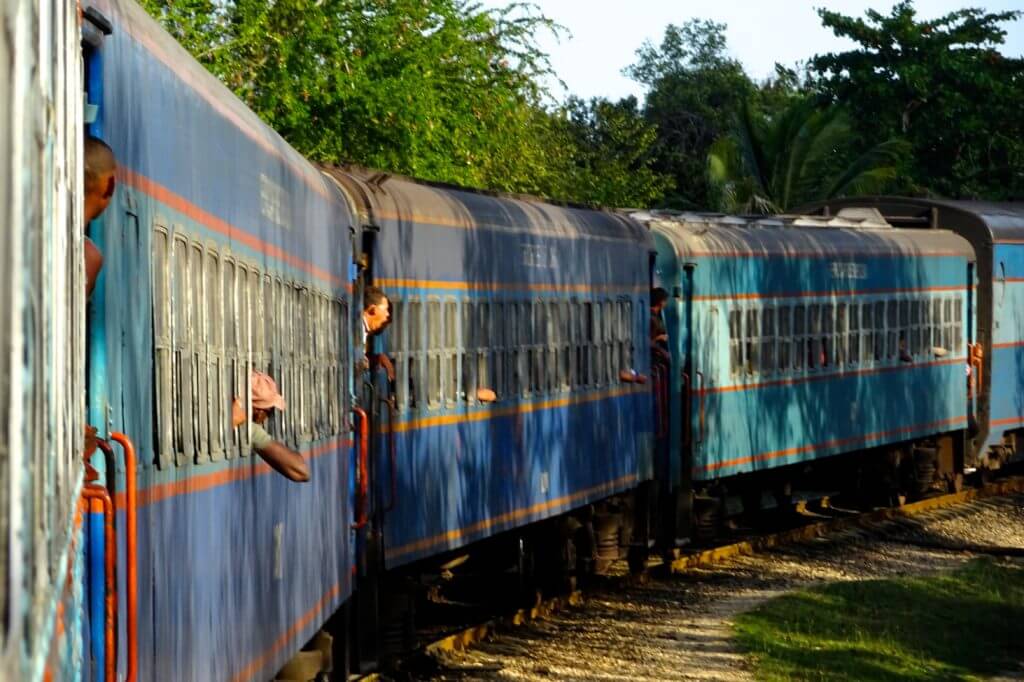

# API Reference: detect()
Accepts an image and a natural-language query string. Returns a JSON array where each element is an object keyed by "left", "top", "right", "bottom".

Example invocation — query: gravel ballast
[{"left": 426, "top": 493, "right": 1024, "bottom": 681}]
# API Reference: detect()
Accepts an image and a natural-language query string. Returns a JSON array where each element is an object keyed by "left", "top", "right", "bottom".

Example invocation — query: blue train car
[
  {"left": 804, "top": 199, "right": 1024, "bottom": 470},
  {"left": 635, "top": 209, "right": 974, "bottom": 525},
  {"left": 83, "top": 1, "right": 357, "bottom": 679},
  {"left": 322, "top": 167, "right": 655, "bottom": 657}
]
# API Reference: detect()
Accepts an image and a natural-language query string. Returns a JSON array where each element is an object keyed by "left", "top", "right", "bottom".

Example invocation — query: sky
[{"left": 478, "top": 0, "right": 1024, "bottom": 102}]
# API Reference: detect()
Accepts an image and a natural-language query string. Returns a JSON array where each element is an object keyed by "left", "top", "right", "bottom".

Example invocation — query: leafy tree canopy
[
  {"left": 624, "top": 19, "right": 757, "bottom": 209},
  {"left": 810, "top": 1, "right": 1024, "bottom": 199},
  {"left": 140, "top": 0, "right": 669, "bottom": 206},
  {"left": 708, "top": 98, "right": 908, "bottom": 213}
]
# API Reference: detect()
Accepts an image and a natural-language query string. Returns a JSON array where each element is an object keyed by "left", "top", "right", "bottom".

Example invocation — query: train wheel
[
  {"left": 692, "top": 495, "right": 721, "bottom": 545},
  {"left": 912, "top": 446, "right": 938, "bottom": 497}
]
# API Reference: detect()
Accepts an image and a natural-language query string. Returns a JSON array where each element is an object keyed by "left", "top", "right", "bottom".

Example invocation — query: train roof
[
  {"left": 321, "top": 165, "right": 652, "bottom": 245},
  {"left": 631, "top": 208, "right": 974, "bottom": 260},
  {"left": 799, "top": 197, "right": 1024, "bottom": 244},
  {"left": 95, "top": 0, "right": 334, "bottom": 199}
]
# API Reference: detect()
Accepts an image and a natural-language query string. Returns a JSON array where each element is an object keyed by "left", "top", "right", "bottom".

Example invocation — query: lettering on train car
[
  {"left": 830, "top": 262, "right": 867, "bottom": 279},
  {"left": 521, "top": 244, "right": 558, "bottom": 269},
  {"left": 260, "top": 173, "right": 288, "bottom": 228}
]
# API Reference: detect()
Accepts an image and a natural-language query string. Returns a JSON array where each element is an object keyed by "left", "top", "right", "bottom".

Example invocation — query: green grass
[{"left": 734, "top": 558, "right": 1024, "bottom": 681}]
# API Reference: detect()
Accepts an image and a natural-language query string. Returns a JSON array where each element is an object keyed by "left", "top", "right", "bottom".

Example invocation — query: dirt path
[{"left": 426, "top": 495, "right": 1024, "bottom": 681}]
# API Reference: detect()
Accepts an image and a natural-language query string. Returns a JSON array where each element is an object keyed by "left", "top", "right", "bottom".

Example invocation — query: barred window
[
  {"left": 953, "top": 296, "right": 964, "bottom": 354},
  {"left": 777, "top": 306, "right": 791, "bottom": 370},
  {"left": 729, "top": 309, "right": 742, "bottom": 376},
  {"left": 760, "top": 308, "right": 775, "bottom": 375},
  {"left": 848, "top": 303, "right": 860, "bottom": 367},
  {"left": 152, "top": 226, "right": 349, "bottom": 467},
  {"left": 444, "top": 299, "right": 458, "bottom": 405},
  {"left": 821, "top": 304, "right": 833, "bottom": 368},
  {"left": 793, "top": 305, "right": 806, "bottom": 370}
]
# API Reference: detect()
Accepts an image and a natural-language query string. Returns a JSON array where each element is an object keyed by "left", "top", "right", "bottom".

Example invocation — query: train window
[
  {"left": 507, "top": 303, "right": 520, "bottom": 396},
  {"left": 585, "top": 303, "right": 593, "bottom": 387},
  {"left": 873, "top": 301, "right": 885, "bottom": 361},
  {"left": 942, "top": 298, "right": 954, "bottom": 351},
  {"left": 603, "top": 300, "right": 614, "bottom": 385},
  {"left": 761, "top": 308, "right": 775, "bottom": 375},
  {"left": 153, "top": 228, "right": 173, "bottom": 467},
  {"left": 793, "top": 305, "right": 806, "bottom": 370},
  {"left": 428, "top": 299, "right": 442, "bottom": 350},
  {"left": 391, "top": 297, "right": 405, "bottom": 408},
  {"left": 917, "top": 301, "right": 925, "bottom": 358},
  {"left": 777, "top": 306, "right": 791, "bottom": 371},
  {"left": 807, "top": 304, "right": 820, "bottom": 369},
  {"left": 747, "top": 308, "right": 760, "bottom": 374},
  {"left": 836, "top": 303, "right": 847, "bottom": 367},
  {"left": 445, "top": 299, "right": 458, "bottom": 405},
  {"left": 490, "top": 301, "right": 502, "bottom": 399},
  {"left": 729, "top": 309, "right": 742, "bottom": 376},
  {"left": 848, "top": 303, "right": 859, "bottom": 367},
  {"left": 588, "top": 302, "right": 599, "bottom": 386},
  {"left": 860, "top": 303, "right": 872, "bottom": 364},
  {"left": 427, "top": 300, "right": 442, "bottom": 407},
  {"left": 953, "top": 296, "right": 963, "bottom": 354},
  {"left": 206, "top": 248, "right": 226, "bottom": 461},
  {"left": 567, "top": 301, "right": 578, "bottom": 389},
  {"left": 462, "top": 301, "right": 474, "bottom": 402},
  {"left": 406, "top": 299, "right": 422, "bottom": 411},
  {"left": 922, "top": 297, "right": 933, "bottom": 353},
  {"left": 821, "top": 304, "right": 833, "bottom": 368},
  {"left": 546, "top": 301, "right": 558, "bottom": 392},
  {"left": 533, "top": 300, "right": 545, "bottom": 393},
  {"left": 389, "top": 298, "right": 404, "bottom": 355},
  {"left": 886, "top": 300, "right": 899, "bottom": 361},
  {"left": 559, "top": 301, "right": 571, "bottom": 390},
  {"left": 478, "top": 301, "right": 491, "bottom": 401},
  {"left": 625, "top": 299, "right": 635, "bottom": 373}
]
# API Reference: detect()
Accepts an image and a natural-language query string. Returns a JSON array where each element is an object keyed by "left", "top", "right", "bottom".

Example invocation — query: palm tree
[{"left": 707, "top": 98, "right": 909, "bottom": 214}]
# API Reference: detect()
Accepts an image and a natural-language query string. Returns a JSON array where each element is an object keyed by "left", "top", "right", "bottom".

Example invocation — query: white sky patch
[{"left": 478, "top": 0, "right": 1024, "bottom": 102}]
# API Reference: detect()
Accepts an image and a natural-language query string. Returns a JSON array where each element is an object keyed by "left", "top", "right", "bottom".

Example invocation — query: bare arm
[
  {"left": 231, "top": 398, "right": 310, "bottom": 482},
  {"left": 85, "top": 238, "right": 103, "bottom": 297},
  {"left": 253, "top": 441, "right": 310, "bottom": 482}
]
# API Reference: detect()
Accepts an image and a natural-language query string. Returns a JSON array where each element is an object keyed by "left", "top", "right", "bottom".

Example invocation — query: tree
[
  {"left": 707, "top": 98, "right": 908, "bottom": 213},
  {"left": 810, "top": 1, "right": 1024, "bottom": 199},
  {"left": 555, "top": 96, "right": 671, "bottom": 207},
  {"left": 625, "top": 20, "right": 756, "bottom": 209},
  {"left": 141, "top": 0, "right": 553, "bottom": 192},
  {"left": 140, "top": 0, "right": 670, "bottom": 205}
]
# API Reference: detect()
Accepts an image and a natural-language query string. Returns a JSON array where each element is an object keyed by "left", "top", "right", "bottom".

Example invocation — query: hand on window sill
[
  {"left": 231, "top": 398, "right": 246, "bottom": 428},
  {"left": 619, "top": 370, "right": 647, "bottom": 384},
  {"left": 476, "top": 388, "right": 497, "bottom": 403}
]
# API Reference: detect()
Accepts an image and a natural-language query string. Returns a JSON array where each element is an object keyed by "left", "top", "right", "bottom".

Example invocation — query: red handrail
[
  {"left": 82, "top": 485, "right": 116, "bottom": 682},
  {"left": 351, "top": 407, "right": 369, "bottom": 529},
  {"left": 110, "top": 433, "right": 138, "bottom": 682}
]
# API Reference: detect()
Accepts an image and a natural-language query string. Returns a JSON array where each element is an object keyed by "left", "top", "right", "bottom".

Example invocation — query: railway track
[{"left": 403, "top": 474, "right": 1024, "bottom": 674}]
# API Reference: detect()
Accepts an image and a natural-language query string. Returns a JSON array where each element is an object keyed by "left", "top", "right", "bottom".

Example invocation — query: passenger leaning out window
[{"left": 231, "top": 371, "right": 310, "bottom": 482}]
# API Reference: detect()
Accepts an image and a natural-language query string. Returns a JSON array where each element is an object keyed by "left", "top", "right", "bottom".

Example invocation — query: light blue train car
[
  {"left": 635, "top": 209, "right": 974, "bottom": 529},
  {"left": 805, "top": 199, "right": 1024, "bottom": 470}
]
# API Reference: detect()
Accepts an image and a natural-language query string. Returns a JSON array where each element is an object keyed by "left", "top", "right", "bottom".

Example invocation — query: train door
[
  {"left": 82, "top": 11, "right": 123, "bottom": 682},
  {"left": 349, "top": 220, "right": 391, "bottom": 674}
]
